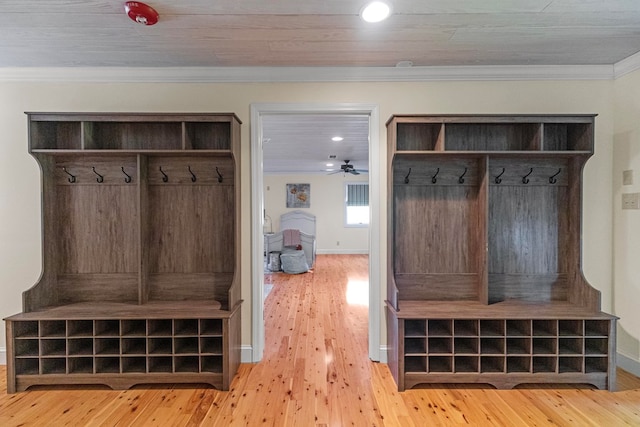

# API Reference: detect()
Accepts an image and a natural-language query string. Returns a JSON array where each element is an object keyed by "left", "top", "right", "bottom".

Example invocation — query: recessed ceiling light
[
  {"left": 360, "top": 1, "right": 392, "bottom": 23},
  {"left": 332, "top": 136, "right": 344, "bottom": 142},
  {"left": 326, "top": 163, "right": 334, "bottom": 167}
]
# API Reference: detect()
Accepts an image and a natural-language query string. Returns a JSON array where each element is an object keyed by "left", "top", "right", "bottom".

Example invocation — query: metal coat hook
[
  {"left": 522, "top": 168, "right": 533, "bottom": 184},
  {"left": 121, "top": 167, "right": 132, "bottom": 183},
  {"left": 188, "top": 166, "right": 197, "bottom": 182},
  {"left": 92, "top": 167, "right": 104, "bottom": 183},
  {"left": 431, "top": 167, "right": 440, "bottom": 184},
  {"left": 215, "top": 166, "right": 224, "bottom": 183},
  {"left": 549, "top": 168, "right": 561, "bottom": 184},
  {"left": 458, "top": 167, "right": 468, "bottom": 184},
  {"left": 62, "top": 167, "right": 76, "bottom": 183},
  {"left": 159, "top": 166, "right": 168, "bottom": 182},
  {"left": 404, "top": 168, "right": 412, "bottom": 184}
]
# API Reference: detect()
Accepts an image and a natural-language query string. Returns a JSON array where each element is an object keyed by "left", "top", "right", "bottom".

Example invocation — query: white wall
[
  {"left": 0, "top": 79, "right": 618, "bottom": 362},
  {"left": 613, "top": 69, "right": 640, "bottom": 374},
  {"left": 264, "top": 174, "right": 369, "bottom": 253}
]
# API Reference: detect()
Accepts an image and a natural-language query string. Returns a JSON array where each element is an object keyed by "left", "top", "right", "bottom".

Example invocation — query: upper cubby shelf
[
  {"left": 27, "top": 113, "right": 240, "bottom": 152},
  {"left": 388, "top": 115, "right": 594, "bottom": 153}
]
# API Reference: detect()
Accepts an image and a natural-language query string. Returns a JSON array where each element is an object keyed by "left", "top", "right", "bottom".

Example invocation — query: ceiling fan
[{"left": 328, "top": 160, "right": 368, "bottom": 175}]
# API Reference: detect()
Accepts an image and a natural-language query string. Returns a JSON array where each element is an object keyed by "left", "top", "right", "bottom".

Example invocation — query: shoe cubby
[
  {"left": 428, "top": 356, "right": 453, "bottom": 373},
  {"left": 95, "top": 320, "right": 120, "bottom": 337},
  {"left": 68, "top": 338, "right": 93, "bottom": 355},
  {"left": 95, "top": 357, "right": 120, "bottom": 373},
  {"left": 148, "top": 337, "right": 172, "bottom": 355},
  {"left": 397, "top": 315, "right": 614, "bottom": 389},
  {"left": 201, "top": 356, "right": 223, "bottom": 373},
  {"left": 480, "top": 356, "right": 504, "bottom": 373},
  {"left": 68, "top": 357, "right": 94, "bottom": 374},
  {"left": 405, "top": 356, "right": 427, "bottom": 373},
  {"left": 7, "top": 314, "right": 239, "bottom": 392},
  {"left": 67, "top": 320, "right": 94, "bottom": 337},
  {"left": 148, "top": 356, "right": 173, "bottom": 373},
  {"left": 455, "top": 356, "right": 479, "bottom": 373},
  {"left": 428, "top": 319, "right": 452, "bottom": 336}
]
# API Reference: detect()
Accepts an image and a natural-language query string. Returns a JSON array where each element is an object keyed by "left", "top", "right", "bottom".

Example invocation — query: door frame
[{"left": 250, "top": 103, "right": 381, "bottom": 362}]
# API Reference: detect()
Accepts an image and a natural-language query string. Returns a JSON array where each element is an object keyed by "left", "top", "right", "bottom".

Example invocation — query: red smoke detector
[{"left": 124, "top": 2, "right": 159, "bottom": 25}]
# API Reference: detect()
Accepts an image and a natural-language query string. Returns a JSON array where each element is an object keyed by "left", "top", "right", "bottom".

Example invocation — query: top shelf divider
[
  {"left": 391, "top": 116, "right": 594, "bottom": 153},
  {"left": 27, "top": 113, "right": 240, "bottom": 152}
]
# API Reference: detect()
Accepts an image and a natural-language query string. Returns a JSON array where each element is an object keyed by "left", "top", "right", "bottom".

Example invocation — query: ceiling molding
[
  {"left": 0, "top": 65, "right": 615, "bottom": 83},
  {"left": 614, "top": 51, "right": 640, "bottom": 79}
]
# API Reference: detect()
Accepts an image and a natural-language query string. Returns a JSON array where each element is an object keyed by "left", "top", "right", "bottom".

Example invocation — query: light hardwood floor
[{"left": 1, "top": 254, "right": 639, "bottom": 426}]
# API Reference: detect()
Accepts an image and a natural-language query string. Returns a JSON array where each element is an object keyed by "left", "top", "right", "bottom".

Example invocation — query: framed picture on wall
[{"left": 286, "top": 183, "right": 310, "bottom": 208}]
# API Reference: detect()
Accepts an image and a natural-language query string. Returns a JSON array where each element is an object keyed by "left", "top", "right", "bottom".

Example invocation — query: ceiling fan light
[
  {"left": 360, "top": 1, "right": 392, "bottom": 23},
  {"left": 124, "top": 2, "right": 159, "bottom": 26}
]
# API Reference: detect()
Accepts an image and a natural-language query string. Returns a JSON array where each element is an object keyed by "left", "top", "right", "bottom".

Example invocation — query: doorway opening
[{"left": 250, "top": 103, "right": 381, "bottom": 363}]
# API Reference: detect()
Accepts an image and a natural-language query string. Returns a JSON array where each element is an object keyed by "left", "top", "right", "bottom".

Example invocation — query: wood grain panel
[
  {"left": 57, "top": 273, "right": 138, "bottom": 304},
  {"left": 446, "top": 123, "right": 541, "bottom": 151},
  {"left": 84, "top": 122, "right": 182, "bottom": 150},
  {"left": 396, "top": 273, "right": 479, "bottom": 300},
  {"left": 394, "top": 185, "right": 479, "bottom": 274},
  {"left": 396, "top": 123, "right": 444, "bottom": 151},
  {"left": 29, "top": 120, "right": 81, "bottom": 150},
  {"left": 488, "top": 185, "right": 568, "bottom": 275},
  {"left": 147, "top": 273, "right": 232, "bottom": 304},
  {"left": 147, "top": 185, "right": 234, "bottom": 274},
  {"left": 488, "top": 273, "right": 568, "bottom": 303},
  {"left": 57, "top": 185, "right": 138, "bottom": 274}
]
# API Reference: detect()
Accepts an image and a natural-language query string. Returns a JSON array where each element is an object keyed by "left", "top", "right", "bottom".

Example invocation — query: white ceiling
[
  {"left": 262, "top": 114, "right": 370, "bottom": 175},
  {"left": 1, "top": 0, "right": 640, "bottom": 68}
]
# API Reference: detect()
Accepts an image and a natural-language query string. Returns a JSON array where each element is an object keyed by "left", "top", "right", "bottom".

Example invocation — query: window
[{"left": 345, "top": 182, "right": 369, "bottom": 227}]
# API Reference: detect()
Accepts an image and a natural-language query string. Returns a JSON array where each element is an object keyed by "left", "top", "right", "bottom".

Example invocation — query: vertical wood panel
[
  {"left": 489, "top": 186, "right": 565, "bottom": 275},
  {"left": 394, "top": 185, "right": 478, "bottom": 274},
  {"left": 147, "top": 185, "right": 234, "bottom": 273},
  {"left": 57, "top": 185, "right": 138, "bottom": 274}
]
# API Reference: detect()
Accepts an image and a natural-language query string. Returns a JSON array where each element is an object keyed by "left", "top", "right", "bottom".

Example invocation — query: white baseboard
[
  {"left": 618, "top": 352, "right": 640, "bottom": 377},
  {"left": 316, "top": 249, "right": 369, "bottom": 255},
  {"left": 0, "top": 348, "right": 5, "bottom": 365},
  {"left": 241, "top": 345, "right": 253, "bottom": 363},
  {"left": 378, "top": 346, "right": 388, "bottom": 364}
]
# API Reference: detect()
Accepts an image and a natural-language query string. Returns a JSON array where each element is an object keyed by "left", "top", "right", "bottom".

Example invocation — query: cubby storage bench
[
  {"left": 5, "top": 113, "right": 242, "bottom": 393},
  {"left": 385, "top": 115, "right": 616, "bottom": 391}
]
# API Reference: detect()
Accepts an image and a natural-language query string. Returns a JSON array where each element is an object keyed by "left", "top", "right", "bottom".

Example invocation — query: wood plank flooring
[{"left": 1, "top": 254, "right": 640, "bottom": 426}]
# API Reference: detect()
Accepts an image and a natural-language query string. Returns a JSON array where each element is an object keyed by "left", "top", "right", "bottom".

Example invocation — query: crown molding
[
  {"left": 0, "top": 64, "right": 615, "bottom": 83},
  {"left": 614, "top": 51, "right": 640, "bottom": 79}
]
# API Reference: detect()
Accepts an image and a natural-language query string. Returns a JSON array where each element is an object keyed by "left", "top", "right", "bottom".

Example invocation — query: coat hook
[
  {"left": 121, "top": 167, "right": 132, "bottom": 183},
  {"left": 62, "top": 167, "right": 76, "bottom": 183},
  {"left": 215, "top": 166, "right": 224, "bottom": 183},
  {"left": 549, "top": 168, "right": 561, "bottom": 184},
  {"left": 431, "top": 167, "right": 440, "bottom": 184},
  {"left": 458, "top": 167, "right": 468, "bottom": 184},
  {"left": 522, "top": 168, "right": 533, "bottom": 184},
  {"left": 495, "top": 168, "right": 505, "bottom": 184},
  {"left": 188, "top": 165, "right": 197, "bottom": 182},
  {"left": 159, "top": 166, "right": 168, "bottom": 182},
  {"left": 92, "top": 167, "right": 104, "bottom": 183},
  {"left": 404, "top": 167, "right": 412, "bottom": 184}
]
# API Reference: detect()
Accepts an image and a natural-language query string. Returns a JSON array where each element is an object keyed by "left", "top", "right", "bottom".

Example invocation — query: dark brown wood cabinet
[
  {"left": 386, "top": 115, "right": 616, "bottom": 390},
  {"left": 5, "top": 113, "right": 242, "bottom": 393}
]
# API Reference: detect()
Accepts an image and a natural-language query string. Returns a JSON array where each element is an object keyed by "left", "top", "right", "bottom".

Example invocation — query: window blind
[{"left": 347, "top": 184, "right": 369, "bottom": 206}]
